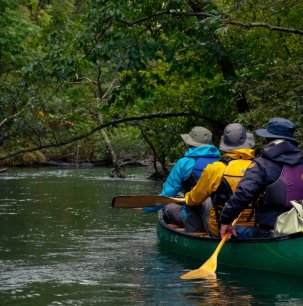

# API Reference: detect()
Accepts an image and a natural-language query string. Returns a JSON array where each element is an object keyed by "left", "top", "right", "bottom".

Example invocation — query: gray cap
[
  {"left": 181, "top": 126, "right": 212, "bottom": 147},
  {"left": 219, "top": 123, "right": 255, "bottom": 152}
]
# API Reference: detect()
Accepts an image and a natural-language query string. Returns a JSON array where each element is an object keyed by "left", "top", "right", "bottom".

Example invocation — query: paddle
[
  {"left": 180, "top": 215, "right": 241, "bottom": 280},
  {"left": 112, "top": 194, "right": 185, "bottom": 208}
]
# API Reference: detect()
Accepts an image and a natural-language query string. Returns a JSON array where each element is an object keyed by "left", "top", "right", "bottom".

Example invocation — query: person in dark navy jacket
[{"left": 220, "top": 118, "right": 303, "bottom": 239}]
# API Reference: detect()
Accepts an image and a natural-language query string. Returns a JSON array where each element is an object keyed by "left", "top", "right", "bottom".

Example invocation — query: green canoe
[{"left": 157, "top": 210, "right": 303, "bottom": 276}]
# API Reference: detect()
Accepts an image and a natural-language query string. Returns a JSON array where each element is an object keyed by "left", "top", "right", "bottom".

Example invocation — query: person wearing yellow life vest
[{"left": 163, "top": 123, "right": 255, "bottom": 235}]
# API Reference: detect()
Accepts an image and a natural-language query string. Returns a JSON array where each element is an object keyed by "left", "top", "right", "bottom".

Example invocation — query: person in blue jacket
[
  {"left": 143, "top": 126, "right": 221, "bottom": 216},
  {"left": 160, "top": 126, "right": 221, "bottom": 196}
]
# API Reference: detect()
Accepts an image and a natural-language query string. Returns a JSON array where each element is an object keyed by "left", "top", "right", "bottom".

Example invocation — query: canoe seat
[
  {"left": 168, "top": 223, "right": 181, "bottom": 228},
  {"left": 190, "top": 231, "right": 209, "bottom": 237},
  {"left": 167, "top": 224, "right": 186, "bottom": 231}
]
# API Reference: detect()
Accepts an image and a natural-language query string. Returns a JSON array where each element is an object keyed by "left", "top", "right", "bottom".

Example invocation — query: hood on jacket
[
  {"left": 184, "top": 145, "right": 221, "bottom": 158},
  {"left": 221, "top": 148, "right": 255, "bottom": 160},
  {"left": 262, "top": 140, "right": 303, "bottom": 165}
]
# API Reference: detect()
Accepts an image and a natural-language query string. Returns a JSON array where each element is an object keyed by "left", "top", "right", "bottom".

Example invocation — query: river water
[{"left": 0, "top": 167, "right": 303, "bottom": 305}]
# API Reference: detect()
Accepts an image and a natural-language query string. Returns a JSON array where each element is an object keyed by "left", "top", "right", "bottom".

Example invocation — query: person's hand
[{"left": 220, "top": 224, "right": 237, "bottom": 240}]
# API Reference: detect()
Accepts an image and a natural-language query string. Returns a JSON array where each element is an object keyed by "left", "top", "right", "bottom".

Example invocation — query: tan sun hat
[
  {"left": 219, "top": 123, "right": 255, "bottom": 152},
  {"left": 181, "top": 126, "right": 212, "bottom": 147}
]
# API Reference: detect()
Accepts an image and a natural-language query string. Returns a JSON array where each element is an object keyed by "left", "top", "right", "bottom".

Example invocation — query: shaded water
[{"left": 0, "top": 167, "right": 303, "bottom": 305}]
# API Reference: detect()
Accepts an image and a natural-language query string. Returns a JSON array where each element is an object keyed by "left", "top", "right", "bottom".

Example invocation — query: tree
[{"left": 0, "top": 0, "right": 302, "bottom": 170}]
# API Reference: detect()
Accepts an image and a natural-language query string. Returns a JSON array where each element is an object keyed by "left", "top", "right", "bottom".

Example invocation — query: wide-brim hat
[
  {"left": 219, "top": 123, "right": 255, "bottom": 152},
  {"left": 181, "top": 126, "right": 212, "bottom": 147},
  {"left": 255, "top": 118, "right": 298, "bottom": 144}
]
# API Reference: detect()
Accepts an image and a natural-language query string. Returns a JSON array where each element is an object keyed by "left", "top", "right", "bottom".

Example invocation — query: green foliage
[
  {"left": 13, "top": 150, "right": 46, "bottom": 166},
  {"left": 110, "top": 126, "right": 149, "bottom": 161},
  {"left": 0, "top": 0, "right": 303, "bottom": 166},
  {"left": 0, "top": 3, "right": 39, "bottom": 70}
]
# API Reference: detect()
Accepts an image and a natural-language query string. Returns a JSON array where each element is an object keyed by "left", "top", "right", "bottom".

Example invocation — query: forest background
[{"left": 1, "top": 0, "right": 302, "bottom": 178}]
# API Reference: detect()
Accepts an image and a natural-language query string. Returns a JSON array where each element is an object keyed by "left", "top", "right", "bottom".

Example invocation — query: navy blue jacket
[{"left": 220, "top": 140, "right": 303, "bottom": 229}]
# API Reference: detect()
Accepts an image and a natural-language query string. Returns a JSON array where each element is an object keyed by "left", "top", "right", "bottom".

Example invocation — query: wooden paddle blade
[
  {"left": 112, "top": 195, "right": 185, "bottom": 208},
  {"left": 180, "top": 254, "right": 217, "bottom": 280},
  {"left": 180, "top": 215, "right": 241, "bottom": 281}
]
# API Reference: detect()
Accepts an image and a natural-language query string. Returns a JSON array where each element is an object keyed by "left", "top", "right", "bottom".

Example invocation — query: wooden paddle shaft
[{"left": 112, "top": 195, "right": 185, "bottom": 208}]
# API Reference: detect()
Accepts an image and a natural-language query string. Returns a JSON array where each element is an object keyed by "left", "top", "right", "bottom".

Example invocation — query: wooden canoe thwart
[
  {"left": 112, "top": 195, "right": 185, "bottom": 208},
  {"left": 157, "top": 210, "right": 303, "bottom": 277}
]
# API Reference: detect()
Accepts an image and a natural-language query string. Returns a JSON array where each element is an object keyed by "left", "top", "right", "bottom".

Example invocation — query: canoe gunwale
[
  {"left": 157, "top": 210, "right": 303, "bottom": 276},
  {"left": 157, "top": 210, "right": 303, "bottom": 244}
]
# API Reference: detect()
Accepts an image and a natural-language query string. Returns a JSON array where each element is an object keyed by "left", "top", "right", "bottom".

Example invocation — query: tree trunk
[
  {"left": 187, "top": 0, "right": 250, "bottom": 113},
  {"left": 97, "top": 114, "right": 126, "bottom": 178},
  {"left": 95, "top": 65, "right": 125, "bottom": 178},
  {"left": 140, "top": 128, "right": 168, "bottom": 180}
]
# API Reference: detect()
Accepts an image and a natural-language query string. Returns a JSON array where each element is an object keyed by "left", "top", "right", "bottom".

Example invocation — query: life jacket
[
  {"left": 208, "top": 158, "right": 255, "bottom": 236},
  {"left": 182, "top": 156, "right": 218, "bottom": 192},
  {"left": 259, "top": 163, "right": 303, "bottom": 212}
]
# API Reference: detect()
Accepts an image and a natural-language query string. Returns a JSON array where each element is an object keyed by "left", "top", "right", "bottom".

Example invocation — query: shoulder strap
[
  {"left": 212, "top": 158, "right": 254, "bottom": 230},
  {"left": 219, "top": 156, "right": 233, "bottom": 165},
  {"left": 182, "top": 156, "right": 218, "bottom": 192}
]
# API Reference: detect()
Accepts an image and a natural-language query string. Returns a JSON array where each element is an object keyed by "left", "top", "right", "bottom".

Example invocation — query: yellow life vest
[
  {"left": 208, "top": 159, "right": 255, "bottom": 236},
  {"left": 224, "top": 159, "right": 253, "bottom": 192}
]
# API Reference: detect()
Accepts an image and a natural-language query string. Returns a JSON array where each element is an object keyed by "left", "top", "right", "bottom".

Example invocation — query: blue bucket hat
[{"left": 255, "top": 118, "right": 298, "bottom": 144}]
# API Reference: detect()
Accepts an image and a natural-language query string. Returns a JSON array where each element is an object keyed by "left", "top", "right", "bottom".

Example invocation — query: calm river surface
[{"left": 1, "top": 167, "right": 303, "bottom": 306}]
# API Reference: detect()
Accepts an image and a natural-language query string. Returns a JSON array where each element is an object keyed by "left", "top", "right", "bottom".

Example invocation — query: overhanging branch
[
  {"left": 119, "top": 10, "right": 303, "bottom": 36},
  {"left": 0, "top": 101, "right": 32, "bottom": 128},
  {"left": 225, "top": 20, "right": 303, "bottom": 35},
  {"left": 0, "top": 111, "right": 225, "bottom": 161}
]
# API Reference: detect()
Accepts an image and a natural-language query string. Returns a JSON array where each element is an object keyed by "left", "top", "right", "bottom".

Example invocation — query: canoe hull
[{"left": 157, "top": 211, "right": 303, "bottom": 276}]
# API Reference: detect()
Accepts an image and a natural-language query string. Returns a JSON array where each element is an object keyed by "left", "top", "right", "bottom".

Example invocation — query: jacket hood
[
  {"left": 262, "top": 140, "right": 303, "bottom": 165},
  {"left": 184, "top": 145, "right": 221, "bottom": 158},
  {"left": 221, "top": 148, "right": 255, "bottom": 160}
]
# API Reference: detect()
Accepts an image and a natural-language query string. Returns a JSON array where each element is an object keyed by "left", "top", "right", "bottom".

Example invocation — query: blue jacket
[
  {"left": 143, "top": 145, "right": 220, "bottom": 213},
  {"left": 221, "top": 140, "right": 303, "bottom": 229},
  {"left": 160, "top": 145, "right": 221, "bottom": 197}
]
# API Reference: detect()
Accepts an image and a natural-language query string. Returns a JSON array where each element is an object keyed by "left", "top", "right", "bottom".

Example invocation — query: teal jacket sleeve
[{"left": 159, "top": 157, "right": 194, "bottom": 197}]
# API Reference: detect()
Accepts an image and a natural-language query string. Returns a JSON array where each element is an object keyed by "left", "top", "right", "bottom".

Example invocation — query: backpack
[
  {"left": 212, "top": 159, "right": 253, "bottom": 207},
  {"left": 209, "top": 158, "right": 254, "bottom": 236},
  {"left": 274, "top": 200, "right": 303, "bottom": 236},
  {"left": 182, "top": 156, "right": 218, "bottom": 192}
]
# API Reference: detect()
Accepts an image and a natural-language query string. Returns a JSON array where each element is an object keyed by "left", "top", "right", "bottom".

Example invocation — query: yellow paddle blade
[
  {"left": 180, "top": 254, "right": 217, "bottom": 280},
  {"left": 180, "top": 215, "right": 240, "bottom": 281},
  {"left": 180, "top": 236, "right": 227, "bottom": 280}
]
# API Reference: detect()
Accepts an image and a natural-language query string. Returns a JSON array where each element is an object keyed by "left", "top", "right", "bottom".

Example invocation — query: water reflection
[
  {"left": 183, "top": 276, "right": 253, "bottom": 305},
  {"left": 178, "top": 262, "right": 303, "bottom": 305},
  {"left": 1, "top": 168, "right": 303, "bottom": 305}
]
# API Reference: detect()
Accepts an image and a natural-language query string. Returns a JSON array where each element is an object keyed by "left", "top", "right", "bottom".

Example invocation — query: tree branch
[
  {"left": 0, "top": 101, "right": 31, "bottom": 128},
  {"left": 225, "top": 19, "right": 303, "bottom": 35},
  {"left": 118, "top": 10, "right": 303, "bottom": 36},
  {"left": 0, "top": 111, "right": 225, "bottom": 161}
]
